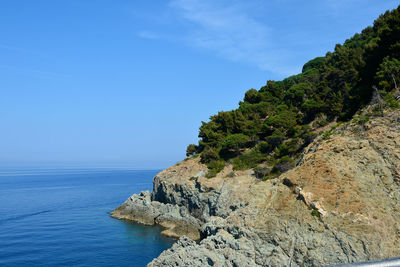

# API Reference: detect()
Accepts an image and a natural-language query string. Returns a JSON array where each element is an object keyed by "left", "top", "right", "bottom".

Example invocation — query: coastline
[{"left": 112, "top": 110, "right": 400, "bottom": 266}]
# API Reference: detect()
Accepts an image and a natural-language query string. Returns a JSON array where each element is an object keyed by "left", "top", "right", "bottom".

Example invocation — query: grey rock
[
  {"left": 112, "top": 110, "right": 400, "bottom": 266},
  {"left": 111, "top": 190, "right": 202, "bottom": 240},
  {"left": 111, "top": 191, "right": 159, "bottom": 225}
]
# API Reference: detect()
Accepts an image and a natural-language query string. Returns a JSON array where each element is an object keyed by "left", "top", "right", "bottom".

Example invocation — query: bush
[
  {"left": 259, "top": 141, "right": 270, "bottom": 153},
  {"left": 375, "top": 57, "right": 400, "bottom": 91},
  {"left": 232, "top": 149, "right": 267, "bottom": 170},
  {"left": 276, "top": 143, "right": 289, "bottom": 157},
  {"left": 265, "top": 130, "right": 285, "bottom": 148},
  {"left": 221, "top": 134, "right": 251, "bottom": 154},
  {"left": 302, "top": 57, "right": 326, "bottom": 72},
  {"left": 384, "top": 93, "right": 400, "bottom": 109},
  {"left": 244, "top": 89, "right": 262, "bottom": 104},
  {"left": 315, "top": 113, "right": 328, "bottom": 127},
  {"left": 265, "top": 110, "right": 298, "bottom": 130},
  {"left": 285, "top": 83, "right": 308, "bottom": 105},
  {"left": 206, "top": 160, "right": 225, "bottom": 178},
  {"left": 186, "top": 144, "right": 197, "bottom": 157},
  {"left": 285, "top": 138, "right": 304, "bottom": 154},
  {"left": 301, "top": 99, "right": 324, "bottom": 113},
  {"left": 322, "top": 130, "right": 333, "bottom": 140},
  {"left": 200, "top": 148, "right": 219, "bottom": 164},
  {"left": 357, "top": 115, "right": 370, "bottom": 125},
  {"left": 311, "top": 209, "right": 321, "bottom": 218},
  {"left": 186, "top": 7, "right": 400, "bottom": 173}
]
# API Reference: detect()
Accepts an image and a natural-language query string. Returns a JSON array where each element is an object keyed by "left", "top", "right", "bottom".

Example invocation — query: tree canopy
[{"left": 187, "top": 6, "right": 400, "bottom": 178}]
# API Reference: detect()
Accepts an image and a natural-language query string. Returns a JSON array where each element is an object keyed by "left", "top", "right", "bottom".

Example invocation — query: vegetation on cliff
[{"left": 186, "top": 6, "right": 400, "bottom": 178}]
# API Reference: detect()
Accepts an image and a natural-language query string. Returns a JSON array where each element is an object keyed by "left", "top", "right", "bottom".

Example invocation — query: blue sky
[{"left": 0, "top": 0, "right": 398, "bottom": 169}]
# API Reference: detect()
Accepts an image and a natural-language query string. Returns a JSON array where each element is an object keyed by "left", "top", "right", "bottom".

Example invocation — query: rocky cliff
[{"left": 111, "top": 109, "right": 400, "bottom": 266}]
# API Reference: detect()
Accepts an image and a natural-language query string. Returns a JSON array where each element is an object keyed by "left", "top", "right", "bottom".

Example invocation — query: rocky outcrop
[
  {"left": 112, "top": 109, "right": 400, "bottom": 266},
  {"left": 111, "top": 191, "right": 201, "bottom": 240}
]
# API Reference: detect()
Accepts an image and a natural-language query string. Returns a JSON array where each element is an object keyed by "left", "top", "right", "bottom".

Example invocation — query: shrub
[
  {"left": 221, "top": 134, "right": 251, "bottom": 154},
  {"left": 302, "top": 57, "right": 326, "bottom": 72},
  {"left": 259, "top": 141, "right": 270, "bottom": 153},
  {"left": 206, "top": 160, "right": 225, "bottom": 178},
  {"left": 187, "top": 7, "right": 400, "bottom": 173},
  {"left": 186, "top": 144, "right": 197, "bottom": 157},
  {"left": 357, "top": 115, "right": 370, "bottom": 125},
  {"left": 200, "top": 148, "right": 219, "bottom": 164},
  {"left": 375, "top": 57, "right": 400, "bottom": 92},
  {"left": 315, "top": 113, "right": 328, "bottom": 127},
  {"left": 311, "top": 209, "right": 321, "bottom": 218},
  {"left": 244, "top": 89, "right": 262, "bottom": 104},
  {"left": 384, "top": 93, "right": 400, "bottom": 109},
  {"left": 302, "top": 99, "right": 323, "bottom": 114},
  {"left": 322, "top": 130, "right": 333, "bottom": 140},
  {"left": 285, "top": 83, "right": 308, "bottom": 105},
  {"left": 276, "top": 143, "right": 289, "bottom": 157},
  {"left": 232, "top": 149, "right": 267, "bottom": 170},
  {"left": 285, "top": 138, "right": 304, "bottom": 154},
  {"left": 265, "top": 110, "right": 298, "bottom": 130},
  {"left": 265, "top": 130, "right": 285, "bottom": 148}
]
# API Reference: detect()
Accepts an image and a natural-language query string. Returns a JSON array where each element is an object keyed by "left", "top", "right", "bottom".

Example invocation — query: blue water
[{"left": 0, "top": 168, "right": 175, "bottom": 266}]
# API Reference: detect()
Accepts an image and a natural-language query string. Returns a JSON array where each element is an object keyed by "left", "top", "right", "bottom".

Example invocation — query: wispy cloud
[
  {"left": 167, "top": 0, "right": 296, "bottom": 75},
  {"left": 137, "top": 0, "right": 396, "bottom": 76},
  {"left": 135, "top": 0, "right": 299, "bottom": 76}
]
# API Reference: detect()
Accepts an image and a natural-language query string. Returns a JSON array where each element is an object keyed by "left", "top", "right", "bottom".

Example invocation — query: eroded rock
[{"left": 112, "top": 110, "right": 400, "bottom": 266}]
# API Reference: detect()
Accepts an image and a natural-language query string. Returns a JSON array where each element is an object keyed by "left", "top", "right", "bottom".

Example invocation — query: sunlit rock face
[{"left": 113, "top": 110, "right": 400, "bottom": 267}]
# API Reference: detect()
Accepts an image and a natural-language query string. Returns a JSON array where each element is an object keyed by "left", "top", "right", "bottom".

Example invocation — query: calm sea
[{"left": 0, "top": 168, "right": 174, "bottom": 266}]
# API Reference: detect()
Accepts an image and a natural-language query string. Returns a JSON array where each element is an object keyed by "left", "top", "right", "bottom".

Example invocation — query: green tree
[
  {"left": 200, "top": 148, "right": 220, "bottom": 164},
  {"left": 376, "top": 57, "right": 400, "bottom": 93},
  {"left": 302, "top": 57, "right": 326, "bottom": 72},
  {"left": 221, "top": 134, "right": 251, "bottom": 155},
  {"left": 265, "top": 110, "right": 298, "bottom": 130},
  {"left": 265, "top": 130, "right": 285, "bottom": 149},
  {"left": 186, "top": 144, "right": 197, "bottom": 157},
  {"left": 244, "top": 89, "right": 262, "bottom": 104},
  {"left": 187, "top": 6, "right": 400, "bottom": 177},
  {"left": 285, "top": 83, "right": 309, "bottom": 105}
]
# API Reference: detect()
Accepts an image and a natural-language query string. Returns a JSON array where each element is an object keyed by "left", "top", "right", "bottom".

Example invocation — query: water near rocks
[{"left": 0, "top": 168, "right": 174, "bottom": 267}]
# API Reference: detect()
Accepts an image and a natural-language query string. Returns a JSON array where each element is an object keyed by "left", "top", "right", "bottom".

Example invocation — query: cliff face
[{"left": 112, "top": 109, "right": 400, "bottom": 266}]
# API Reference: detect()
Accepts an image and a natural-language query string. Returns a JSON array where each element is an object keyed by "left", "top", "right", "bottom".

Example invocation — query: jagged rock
[
  {"left": 154, "top": 203, "right": 201, "bottom": 240},
  {"left": 112, "top": 110, "right": 400, "bottom": 266},
  {"left": 111, "top": 191, "right": 202, "bottom": 240},
  {"left": 148, "top": 233, "right": 258, "bottom": 267},
  {"left": 111, "top": 191, "right": 159, "bottom": 225}
]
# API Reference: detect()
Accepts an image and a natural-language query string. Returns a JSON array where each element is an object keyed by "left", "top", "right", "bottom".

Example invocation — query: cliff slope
[{"left": 112, "top": 109, "right": 400, "bottom": 266}]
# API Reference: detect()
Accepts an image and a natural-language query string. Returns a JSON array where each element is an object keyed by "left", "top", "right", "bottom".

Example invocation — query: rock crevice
[{"left": 112, "top": 110, "right": 400, "bottom": 266}]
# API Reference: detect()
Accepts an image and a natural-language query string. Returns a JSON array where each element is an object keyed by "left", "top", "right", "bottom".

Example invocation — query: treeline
[{"left": 187, "top": 6, "right": 400, "bottom": 178}]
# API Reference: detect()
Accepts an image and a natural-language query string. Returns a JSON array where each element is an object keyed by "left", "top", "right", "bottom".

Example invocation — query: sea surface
[{"left": 0, "top": 168, "right": 175, "bottom": 266}]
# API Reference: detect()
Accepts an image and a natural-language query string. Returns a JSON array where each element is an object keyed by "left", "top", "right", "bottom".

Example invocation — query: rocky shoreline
[{"left": 112, "top": 110, "right": 400, "bottom": 266}]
